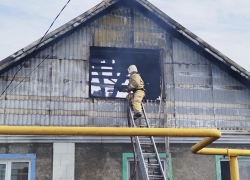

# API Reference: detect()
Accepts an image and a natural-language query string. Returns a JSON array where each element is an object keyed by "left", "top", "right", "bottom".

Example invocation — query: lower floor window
[
  {"left": 123, "top": 153, "right": 172, "bottom": 180},
  {"left": 0, "top": 154, "right": 36, "bottom": 180},
  {"left": 216, "top": 155, "right": 250, "bottom": 180}
]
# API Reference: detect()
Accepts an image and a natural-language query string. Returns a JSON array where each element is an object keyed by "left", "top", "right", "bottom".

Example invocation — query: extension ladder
[{"left": 129, "top": 104, "right": 167, "bottom": 180}]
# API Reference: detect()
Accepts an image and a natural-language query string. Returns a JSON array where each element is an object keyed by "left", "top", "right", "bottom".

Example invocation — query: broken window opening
[{"left": 90, "top": 47, "right": 161, "bottom": 100}]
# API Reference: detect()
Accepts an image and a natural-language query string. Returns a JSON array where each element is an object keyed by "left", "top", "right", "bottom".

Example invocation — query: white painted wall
[{"left": 53, "top": 143, "right": 75, "bottom": 180}]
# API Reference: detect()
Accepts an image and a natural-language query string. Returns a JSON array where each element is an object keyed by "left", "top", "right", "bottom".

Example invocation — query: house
[{"left": 0, "top": 0, "right": 250, "bottom": 179}]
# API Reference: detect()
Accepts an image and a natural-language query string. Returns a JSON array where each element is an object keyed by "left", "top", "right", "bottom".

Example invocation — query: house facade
[{"left": 0, "top": 0, "right": 250, "bottom": 179}]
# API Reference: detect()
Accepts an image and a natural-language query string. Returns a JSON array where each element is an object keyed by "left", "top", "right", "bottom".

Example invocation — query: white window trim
[{"left": 0, "top": 159, "right": 31, "bottom": 180}]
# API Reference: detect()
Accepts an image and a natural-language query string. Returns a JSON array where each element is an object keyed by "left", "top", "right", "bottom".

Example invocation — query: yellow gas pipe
[
  {"left": 0, "top": 126, "right": 248, "bottom": 180},
  {"left": 0, "top": 126, "right": 220, "bottom": 137},
  {"left": 229, "top": 156, "right": 239, "bottom": 180},
  {"left": 194, "top": 148, "right": 250, "bottom": 180}
]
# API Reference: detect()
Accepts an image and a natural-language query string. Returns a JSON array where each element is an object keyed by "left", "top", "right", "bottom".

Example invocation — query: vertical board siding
[
  {"left": 172, "top": 38, "right": 210, "bottom": 65},
  {"left": 133, "top": 8, "right": 167, "bottom": 49},
  {"left": 0, "top": 5, "right": 249, "bottom": 129},
  {"left": 94, "top": 6, "right": 133, "bottom": 48},
  {"left": 170, "top": 38, "right": 250, "bottom": 129}
]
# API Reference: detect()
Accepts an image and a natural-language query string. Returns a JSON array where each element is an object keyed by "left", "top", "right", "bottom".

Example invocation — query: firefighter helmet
[{"left": 127, "top": 65, "right": 138, "bottom": 74}]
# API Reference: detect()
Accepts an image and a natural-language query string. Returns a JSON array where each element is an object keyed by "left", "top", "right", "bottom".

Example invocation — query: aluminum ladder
[{"left": 129, "top": 104, "right": 167, "bottom": 180}]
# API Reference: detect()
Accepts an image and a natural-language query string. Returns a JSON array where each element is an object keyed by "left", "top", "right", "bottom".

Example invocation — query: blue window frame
[{"left": 0, "top": 154, "right": 36, "bottom": 180}]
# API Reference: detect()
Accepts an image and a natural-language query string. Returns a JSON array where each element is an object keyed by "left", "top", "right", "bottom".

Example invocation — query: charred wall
[{"left": 0, "top": 4, "right": 249, "bottom": 129}]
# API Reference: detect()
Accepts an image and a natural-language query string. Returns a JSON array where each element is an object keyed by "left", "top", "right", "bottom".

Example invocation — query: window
[
  {"left": 215, "top": 155, "right": 250, "bottom": 180},
  {"left": 90, "top": 47, "right": 161, "bottom": 100},
  {"left": 0, "top": 154, "right": 36, "bottom": 180},
  {"left": 122, "top": 153, "right": 172, "bottom": 180}
]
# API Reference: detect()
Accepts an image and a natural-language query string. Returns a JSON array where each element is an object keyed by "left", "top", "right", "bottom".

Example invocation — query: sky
[{"left": 0, "top": 0, "right": 250, "bottom": 72}]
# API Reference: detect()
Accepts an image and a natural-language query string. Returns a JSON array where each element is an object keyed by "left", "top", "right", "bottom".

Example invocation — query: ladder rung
[
  {"left": 148, "top": 175, "right": 163, "bottom": 178},
  {"left": 142, "top": 150, "right": 155, "bottom": 153},
  {"left": 147, "top": 157, "right": 158, "bottom": 160},
  {"left": 142, "top": 146, "right": 154, "bottom": 149},
  {"left": 148, "top": 166, "right": 161, "bottom": 169},
  {"left": 148, "top": 177, "right": 163, "bottom": 179},
  {"left": 140, "top": 142, "right": 153, "bottom": 145},
  {"left": 148, "top": 172, "right": 161, "bottom": 176},
  {"left": 148, "top": 159, "right": 158, "bottom": 164},
  {"left": 148, "top": 169, "right": 161, "bottom": 172},
  {"left": 143, "top": 153, "right": 156, "bottom": 155},
  {"left": 148, "top": 169, "right": 161, "bottom": 173},
  {"left": 138, "top": 125, "right": 149, "bottom": 128},
  {"left": 147, "top": 164, "right": 160, "bottom": 166},
  {"left": 143, "top": 153, "right": 157, "bottom": 159},
  {"left": 138, "top": 136, "right": 151, "bottom": 138},
  {"left": 141, "top": 146, "right": 154, "bottom": 149}
]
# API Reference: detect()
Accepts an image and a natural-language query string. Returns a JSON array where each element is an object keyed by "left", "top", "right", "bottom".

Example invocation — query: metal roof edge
[{"left": 0, "top": 131, "right": 248, "bottom": 144}]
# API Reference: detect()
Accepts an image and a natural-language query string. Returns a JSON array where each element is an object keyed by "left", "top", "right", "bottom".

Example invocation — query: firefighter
[{"left": 127, "top": 65, "right": 145, "bottom": 119}]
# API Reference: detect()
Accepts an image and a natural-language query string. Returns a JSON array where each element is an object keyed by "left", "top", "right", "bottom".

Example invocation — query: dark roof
[{"left": 1, "top": 0, "right": 249, "bottom": 82}]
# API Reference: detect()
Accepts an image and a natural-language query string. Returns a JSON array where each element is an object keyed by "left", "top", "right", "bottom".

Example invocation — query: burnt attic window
[{"left": 89, "top": 47, "right": 160, "bottom": 100}]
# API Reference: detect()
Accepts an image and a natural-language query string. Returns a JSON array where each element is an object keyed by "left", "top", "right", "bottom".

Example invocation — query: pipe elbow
[{"left": 210, "top": 129, "right": 221, "bottom": 138}]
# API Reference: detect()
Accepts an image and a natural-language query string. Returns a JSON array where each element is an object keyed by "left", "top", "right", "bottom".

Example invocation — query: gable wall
[
  {"left": 168, "top": 38, "right": 250, "bottom": 128},
  {"left": 0, "top": 4, "right": 249, "bottom": 129}
]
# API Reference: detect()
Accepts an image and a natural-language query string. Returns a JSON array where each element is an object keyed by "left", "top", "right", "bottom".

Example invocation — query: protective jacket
[
  {"left": 128, "top": 72, "right": 145, "bottom": 114},
  {"left": 128, "top": 73, "right": 144, "bottom": 91}
]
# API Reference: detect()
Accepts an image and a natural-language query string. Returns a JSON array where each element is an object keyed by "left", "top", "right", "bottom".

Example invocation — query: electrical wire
[
  {"left": 0, "top": 0, "right": 104, "bottom": 109},
  {"left": 0, "top": 0, "right": 71, "bottom": 99},
  {"left": 0, "top": 32, "right": 71, "bottom": 106}
]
